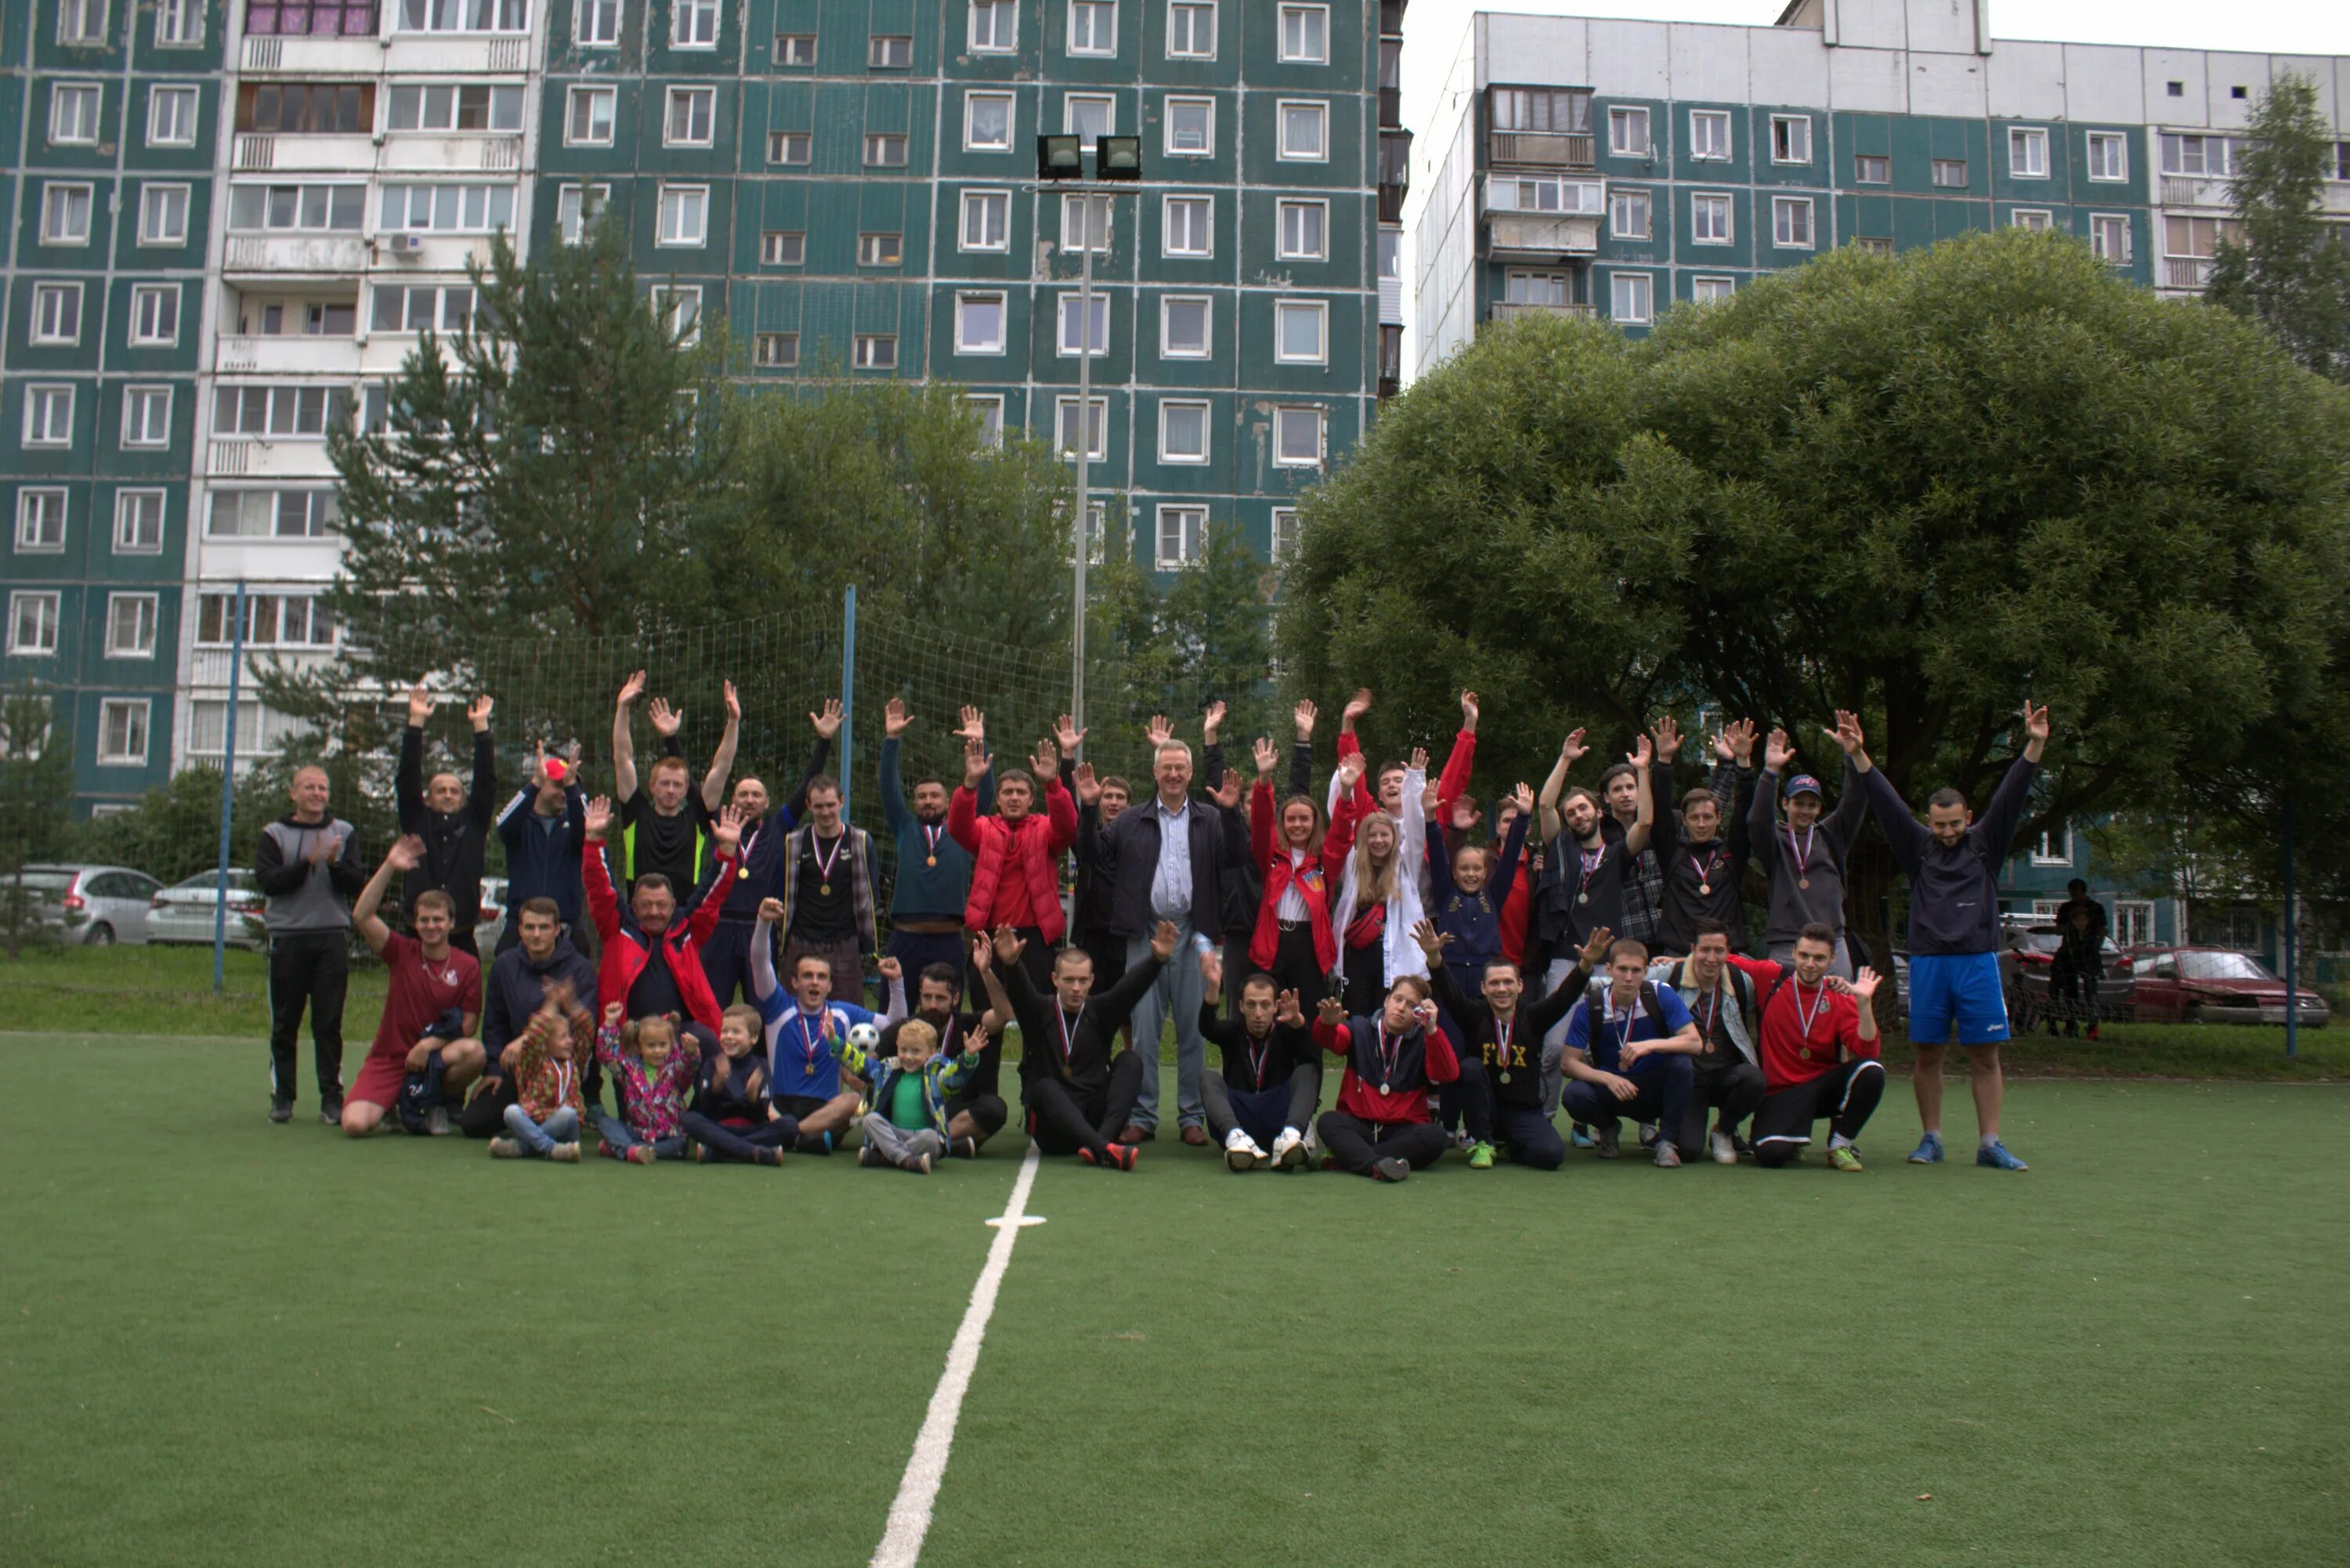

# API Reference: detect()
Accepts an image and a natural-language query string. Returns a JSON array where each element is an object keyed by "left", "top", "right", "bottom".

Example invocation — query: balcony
[
  {"left": 205, "top": 439, "right": 339, "bottom": 480},
  {"left": 2163, "top": 255, "right": 2215, "bottom": 290},
  {"left": 2161, "top": 175, "right": 2232, "bottom": 209},
  {"left": 1488, "top": 213, "right": 1600, "bottom": 258},
  {"left": 234, "top": 133, "right": 376, "bottom": 173},
  {"left": 1380, "top": 0, "right": 1407, "bottom": 37},
  {"left": 240, "top": 34, "right": 384, "bottom": 74},
  {"left": 1491, "top": 301, "right": 1596, "bottom": 322},
  {"left": 1488, "top": 130, "right": 1596, "bottom": 171},
  {"left": 1380, "top": 86, "right": 1401, "bottom": 129},
  {"left": 222, "top": 234, "right": 370, "bottom": 276},
  {"left": 384, "top": 34, "right": 530, "bottom": 74},
  {"left": 215, "top": 335, "right": 364, "bottom": 375},
  {"left": 381, "top": 132, "right": 524, "bottom": 172},
  {"left": 1378, "top": 182, "right": 1408, "bottom": 222}
]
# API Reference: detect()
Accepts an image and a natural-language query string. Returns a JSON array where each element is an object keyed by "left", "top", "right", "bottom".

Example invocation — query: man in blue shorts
[{"left": 1835, "top": 703, "right": 2046, "bottom": 1171}]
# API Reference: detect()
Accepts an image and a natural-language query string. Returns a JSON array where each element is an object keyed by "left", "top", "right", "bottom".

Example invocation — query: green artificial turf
[{"left": 3, "top": 1038, "right": 2346, "bottom": 1568}]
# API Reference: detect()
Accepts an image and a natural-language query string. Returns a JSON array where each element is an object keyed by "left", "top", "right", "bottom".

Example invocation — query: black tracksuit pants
[
  {"left": 1678, "top": 1060, "right": 1767, "bottom": 1153},
  {"left": 1452, "top": 1060, "right": 1568, "bottom": 1169},
  {"left": 1024, "top": 1052, "right": 1146, "bottom": 1160},
  {"left": 268, "top": 930, "right": 348, "bottom": 1105},
  {"left": 1316, "top": 1110, "right": 1449, "bottom": 1176},
  {"left": 1201, "top": 1060, "right": 1321, "bottom": 1147}
]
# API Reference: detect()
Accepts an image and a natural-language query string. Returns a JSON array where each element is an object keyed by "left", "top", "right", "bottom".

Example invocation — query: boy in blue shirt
[
  {"left": 750, "top": 897, "right": 873, "bottom": 1154},
  {"left": 1560, "top": 937, "right": 1705, "bottom": 1166}
]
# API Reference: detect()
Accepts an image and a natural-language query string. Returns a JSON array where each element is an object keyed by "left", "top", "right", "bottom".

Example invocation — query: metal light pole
[
  {"left": 211, "top": 579, "right": 246, "bottom": 995},
  {"left": 1070, "top": 192, "right": 1095, "bottom": 736}
]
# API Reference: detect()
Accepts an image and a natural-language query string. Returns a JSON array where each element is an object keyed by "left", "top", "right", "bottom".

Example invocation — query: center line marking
[{"left": 870, "top": 1143, "right": 1044, "bottom": 1568}]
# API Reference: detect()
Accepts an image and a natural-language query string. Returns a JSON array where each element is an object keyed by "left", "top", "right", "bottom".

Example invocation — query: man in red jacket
[
  {"left": 949, "top": 728, "right": 1077, "bottom": 996},
  {"left": 1723, "top": 923, "right": 1886, "bottom": 1171},
  {"left": 581, "top": 797, "right": 741, "bottom": 1057}
]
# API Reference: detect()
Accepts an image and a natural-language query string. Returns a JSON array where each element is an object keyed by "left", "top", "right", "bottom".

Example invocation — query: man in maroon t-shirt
[{"left": 343, "top": 837, "right": 484, "bottom": 1137}]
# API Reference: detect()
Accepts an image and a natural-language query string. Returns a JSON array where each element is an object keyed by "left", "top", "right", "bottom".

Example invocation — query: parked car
[
  {"left": 16, "top": 863, "right": 162, "bottom": 945},
  {"left": 2119, "top": 945, "right": 2330, "bottom": 1028},
  {"left": 146, "top": 869, "right": 267, "bottom": 950},
  {"left": 2005, "top": 922, "right": 2135, "bottom": 1030}
]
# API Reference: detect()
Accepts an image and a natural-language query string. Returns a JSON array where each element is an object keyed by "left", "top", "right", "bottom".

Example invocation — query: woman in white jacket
[{"left": 1329, "top": 748, "right": 1430, "bottom": 1015}]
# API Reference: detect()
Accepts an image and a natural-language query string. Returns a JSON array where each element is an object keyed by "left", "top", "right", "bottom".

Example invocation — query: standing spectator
[
  {"left": 776, "top": 773, "right": 877, "bottom": 1006},
  {"left": 877, "top": 698, "right": 989, "bottom": 985},
  {"left": 256, "top": 765, "right": 364, "bottom": 1124},
  {"left": 609, "top": 670, "right": 739, "bottom": 897},
  {"left": 395, "top": 682, "right": 496, "bottom": 959},
  {"left": 949, "top": 720, "right": 1077, "bottom": 995},
  {"left": 495, "top": 745, "right": 587, "bottom": 953},
  {"left": 698, "top": 700, "right": 837, "bottom": 1008}
]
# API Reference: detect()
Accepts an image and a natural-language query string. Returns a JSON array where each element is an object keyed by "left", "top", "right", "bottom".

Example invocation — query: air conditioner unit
[{"left": 392, "top": 233, "right": 425, "bottom": 255}]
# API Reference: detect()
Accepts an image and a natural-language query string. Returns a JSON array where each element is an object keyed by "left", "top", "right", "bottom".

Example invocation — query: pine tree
[{"left": 2207, "top": 74, "right": 2350, "bottom": 381}]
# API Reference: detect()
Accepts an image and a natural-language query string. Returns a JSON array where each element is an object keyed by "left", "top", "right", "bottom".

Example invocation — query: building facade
[{"left": 1410, "top": 0, "right": 2350, "bottom": 370}]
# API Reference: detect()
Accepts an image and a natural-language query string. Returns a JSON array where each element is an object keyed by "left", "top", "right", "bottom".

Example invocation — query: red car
[{"left": 2118, "top": 946, "right": 2331, "bottom": 1028}]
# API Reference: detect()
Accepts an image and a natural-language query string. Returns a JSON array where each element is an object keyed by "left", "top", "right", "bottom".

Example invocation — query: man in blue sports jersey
[
  {"left": 749, "top": 896, "right": 871, "bottom": 1154},
  {"left": 1833, "top": 703, "right": 2046, "bottom": 1172},
  {"left": 1558, "top": 937, "right": 1704, "bottom": 1166}
]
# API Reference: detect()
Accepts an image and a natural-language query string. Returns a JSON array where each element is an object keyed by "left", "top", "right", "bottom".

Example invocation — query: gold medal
[
  {"left": 925, "top": 855, "right": 937, "bottom": 868},
  {"left": 736, "top": 866, "right": 750, "bottom": 881},
  {"left": 1699, "top": 883, "right": 1712, "bottom": 896},
  {"left": 1799, "top": 876, "right": 1811, "bottom": 891},
  {"left": 1497, "top": 1071, "right": 1510, "bottom": 1085},
  {"left": 820, "top": 882, "right": 832, "bottom": 897}
]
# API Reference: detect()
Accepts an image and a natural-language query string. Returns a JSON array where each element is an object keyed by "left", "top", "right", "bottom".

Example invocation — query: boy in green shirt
[{"left": 840, "top": 1017, "right": 984, "bottom": 1174}]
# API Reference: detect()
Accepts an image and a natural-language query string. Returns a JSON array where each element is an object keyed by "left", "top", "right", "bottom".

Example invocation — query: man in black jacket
[
  {"left": 397, "top": 682, "right": 496, "bottom": 959},
  {"left": 460, "top": 896, "right": 598, "bottom": 1139},
  {"left": 991, "top": 920, "right": 1176, "bottom": 1169}
]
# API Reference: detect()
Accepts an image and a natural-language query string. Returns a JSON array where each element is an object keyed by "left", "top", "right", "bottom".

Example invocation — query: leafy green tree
[
  {"left": 73, "top": 764, "right": 291, "bottom": 888},
  {"left": 1083, "top": 515, "right": 1278, "bottom": 771},
  {"left": 1279, "top": 228, "right": 2350, "bottom": 951},
  {"left": 0, "top": 683, "right": 78, "bottom": 956},
  {"left": 2208, "top": 74, "right": 2350, "bottom": 381}
]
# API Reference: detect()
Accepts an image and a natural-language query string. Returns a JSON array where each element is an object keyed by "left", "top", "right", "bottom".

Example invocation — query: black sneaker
[
  {"left": 858, "top": 1144, "right": 887, "bottom": 1169},
  {"left": 1594, "top": 1126, "right": 1622, "bottom": 1160},
  {"left": 1371, "top": 1157, "right": 1411, "bottom": 1183},
  {"left": 269, "top": 1097, "right": 293, "bottom": 1124},
  {"left": 318, "top": 1100, "right": 344, "bottom": 1126},
  {"left": 948, "top": 1136, "right": 979, "bottom": 1160}
]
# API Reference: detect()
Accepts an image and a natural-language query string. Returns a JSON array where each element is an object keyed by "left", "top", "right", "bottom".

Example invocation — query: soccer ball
[{"left": 848, "top": 1021, "right": 881, "bottom": 1054}]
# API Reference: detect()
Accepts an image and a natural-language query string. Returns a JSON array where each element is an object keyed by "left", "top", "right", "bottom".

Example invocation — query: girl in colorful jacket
[
  {"left": 591, "top": 1003, "right": 701, "bottom": 1164},
  {"left": 491, "top": 978, "right": 591, "bottom": 1162}
]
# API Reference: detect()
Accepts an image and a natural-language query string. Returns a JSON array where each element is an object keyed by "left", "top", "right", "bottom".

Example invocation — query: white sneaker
[
  {"left": 1708, "top": 1129, "right": 1737, "bottom": 1165},
  {"left": 1225, "top": 1129, "right": 1257, "bottom": 1172},
  {"left": 1270, "top": 1128, "right": 1306, "bottom": 1171},
  {"left": 425, "top": 1106, "right": 451, "bottom": 1137}
]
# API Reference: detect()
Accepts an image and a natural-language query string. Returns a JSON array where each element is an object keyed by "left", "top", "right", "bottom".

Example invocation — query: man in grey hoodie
[{"left": 255, "top": 765, "right": 365, "bottom": 1123}]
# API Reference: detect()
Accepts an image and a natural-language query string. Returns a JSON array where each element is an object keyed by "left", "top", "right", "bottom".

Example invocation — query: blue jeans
[
  {"left": 595, "top": 1112, "right": 685, "bottom": 1160},
  {"left": 504, "top": 1103, "right": 580, "bottom": 1156},
  {"left": 1126, "top": 920, "right": 1205, "bottom": 1131},
  {"left": 1559, "top": 1053, "right": 1693, "bottom": 1149}
]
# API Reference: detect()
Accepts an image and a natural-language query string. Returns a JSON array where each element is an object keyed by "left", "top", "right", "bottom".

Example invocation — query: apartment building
[{"left": 1412, "top": 0, "right": 2350, "bottom": 370}]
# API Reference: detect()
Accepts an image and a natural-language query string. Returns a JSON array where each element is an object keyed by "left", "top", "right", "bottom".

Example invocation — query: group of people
[{"left": 257, "top": 678, "right": 2048, "bottom": 1178}]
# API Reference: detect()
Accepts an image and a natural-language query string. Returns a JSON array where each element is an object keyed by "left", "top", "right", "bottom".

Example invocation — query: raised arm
[
  {"left": 467, "top": 695, "right": 497, "bottom": 829},
  {"left": 352, "top": 836, "right": 421, "bottom": 956},
  {"left": 578, "top": 796, "right": 622, "bottom": 941},
  {"left": 1836, "top": 711, "right": 1928, "bottom": 873},
  {"left": 612, "top": 670, "right": 645, "bottom": 804},
  {"left": 1748, "top": 728, "right": 1784, "bottom": 861},
  {"left": 1435, "top": 690, "right": 1478, "bottom": 821},
  {"left": 1538, "top": 728, "right": 1587, "bottom": 842},
  {"left": 779, "top": 701, "right": 840, "bottom": 827},
  {"left": 1621, "top": 734, "right": 1655, "bottom": 857},
  {"left": 879, "top": 703, "right": 911, "bottom": 833},
  {"left": 1288, "top": 698, "right": 1316, "bottom": 798},
  {"left": 680, "top": 805, "right": 741, "bottom": 943},
  {"left": 750, "top": 892, "right": 781, "bottom": 1003},
  {"left": 700, "top": 681, "right": 742, "bottom": 815},
  {"left": 396, "top": 684, "right": 428, "bottom": 833},
  {"left": 1492, "top": 788, "right": 1531, "bottom": 899},
  {"left": 1975, "top": 703, "right": 2049, "bottom": 858}
]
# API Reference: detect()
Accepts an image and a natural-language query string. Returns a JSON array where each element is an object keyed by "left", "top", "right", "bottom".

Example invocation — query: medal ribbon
[
  {"left": 1691, "top": 847, "right": 1726, "bottom": 888},
  {"left": 1792, "top": 977, "right": 1830, "bottom": 1041},
  {"left": 1495, "top": 1012, "right": 1515, "bottom": 1068},
  {"left": 813, "top": 832, "right": 847, "bottom": 886},
  {"left": 1578, "top": 846, "right": 1605, "bottom": 899},
  {"left": 1056, "top": 1006, "right": 1079, "bottom": 1068},
  {"left": 920, "top": 822, "right": 945, "bottom": 859},
  {"left": 1373, "top": 1019, "right": 1401, "bottom": 1092},
  {"left": 797, "top": 1008, "right": 828, "bottom": 1078},
  {"left": 1784, "top": 823, "right": 1815, "bottom": 879}
]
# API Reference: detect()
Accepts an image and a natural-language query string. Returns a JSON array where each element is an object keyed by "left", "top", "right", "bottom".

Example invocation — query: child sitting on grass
[
  {"left": 679, "top": 1004, "right": 797, "bottom": 1166},
  {"left": 490, "top": 977, "right": 591, "bottom": 1162},
  {"left": 840, "top": 1017, "right": 987, "bottom": 1175},
  {"left": 592, "top": 1003, "right": 701, "bottom": 1165}
]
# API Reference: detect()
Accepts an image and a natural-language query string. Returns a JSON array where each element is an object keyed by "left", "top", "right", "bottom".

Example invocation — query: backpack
[
  {"left": 1666, "top": 959, "right": 1755, "bottom": 1037},
  {"left": 1582, "top": 977, "right": 1674, "bottom": 1048}
]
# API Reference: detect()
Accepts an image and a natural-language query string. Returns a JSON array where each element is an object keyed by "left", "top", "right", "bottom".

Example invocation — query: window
[
  {"left": 1054, "top": 396, "right": 1107, "bottom": 458},
  {"left": 371, "top": 283, "right": 475, "bottom": 332},
  {"left": 121, "top": 385, "right": 172, "bottom": 447},
  {"left": 2030, "top": 826, "right": 2073, "bottom": 867},
  {"left": 672, "top": 0, "right": 716, "bottom": 46},
  {"left": 9, "top": 594, "right": 62, "bottom": 656},
  {"left": 1690, "top": 275, "right": 1734, "bottom": 302},
  {"left": 648, "top": 284, "right": 700, "bottom": 345},
  {"left": 864, "top": 133, "right": 908, "bottom": 168},
  {"left": 114, "top": 490, "right": 165, "bottom": 552},
  {"left": 1061, "top": 193, "right": 1109, "bottom": 251},
  {"left": 566, "top": 85, "right": 615, "bottom": 145},
  {"left": 1272, "top": 406, "right": 1323, "bottom": 467},
  {"left": 576, "top": 0, "right": 618, "bottom": 45},
  {"left": 2008, "top": 125, "right": 2048, "bottom": 179},
  {"left": 98, "top": 701, "right": 150, "bottom": 766},
  {"left": 2163, "top": 134, "right": 2240, "bottom": 179},
  {"left": 1058, "top": 293, "right": 1108, "bottom": 356},
  {"left": 761, "top": 229, "right": 805, "bottom": 265},
  {"left": 392, "top": 84, "right": 524, "bottom": 132},
  {"left": 1277, "top": 198, "right": 1326, "bottom": 259},
  {"left": 555, "top": 182, "right": 609, "bottom": 244},
  {"left": 768, "top": 131, "right": 811, "bottom": 164},
  {"left": 1162, "top": 194, "right": 1210, "bottom": 256},
  {"left": 1167, "top": 0, "right": 1213, "bottom": 58},
  {"left": 16, "top": 490, "right": 69, "bottom": 552},
  {"left": 960, "top": 190, "right": 1009, "bottom": 251},
  {"left": 656, "top": 184, "right": 707, "bottom": 245},
  {"left": 854, "top": 334, "right": 897, "bottom": 370},
  {"left": 51, "top": 82, "right": 102, "bottom": 146},
  {"left": 773, "top": 32, "right": 815, "bottom": 64},
  {"left": 753, "top": 332, "right": 798, "bottom": 368},
  {"left": 1610, "top": 186, "right": 1650, "bottom": 240},
  {"left": 1854, "top": 154, "right": 1889, "bottom": 184},
  {"left": 212, "top": 385, "right": 340, "bottom": 437},
  {"left": 138, "top": 184, "right": 190, "bottom": 247},
  {"left": 1689, "top": 109, "right": 1730, "bottom": 161},
  {"left": 1159, "top": 399, "right": 1209, "bottom": 463},
  {"left": 106, "top": 594, "right": 158, "bottom": 658},
  {"left": 2090, "top": 213, "right": 2131, "bottom": 264},
  {"left": 1932, "top": 157, "right": 1968, "bottom": 187},
  {"left": 966, "top": 92, "right": 1013, "bottom": 150},
  {"left": 969, "top": 1, "right": 1013, "bottom": 51},
  {"left": 206, "top": 489, "right": 338, "bottom": 537},
  {"left": 1853, "top": 235, "right": 1892, "bottom": 254},
  {"left": 1161, "top": 294, "right": 1209, "bottom": 356},
  {"left": 227, "top": 182, "right": 364, "bottom": 232},
  {"left": 148, "top": 85, "right": 199, "bottom": 146},
  {"left": 664, "top": 86, "right": 714, "bottom": 146},
  {"left": 1490, "top": 86, "right": 1589, "bottom": 136},
  {"left": 1068, "top": 0, "right": 1115, "bottom": 55},
  {"left": 1690, "top": 191, "right": 1731, "bottom": 244},
  {"left": 237, "top": 297, "right": 356, "bottom": 338},
  {"left": 967, "top": 395, "right": 1004, "bottom": 450},
  {"left": 1505, "top": 269, "right": 1574, "bottom": 305},
  {"left": 249, "top": 0, "right": 380, "bottom": 37},
  {"left": 197, "top": 592, "right": 336, "bottom": 649},
  {"left": 235, "top": 81, "right": 373, "bottom": 134},
  {"left": 869, "top": 33, "right": 910, "bottom": 67},
  {"left": 31, "top": 282, "right": 83, "bottom": 346},
  {"left": 1769, "top": 114, "right": 1810, "bottom": 164},
  {"left": 1771, "top": 195, "right": 1813, "bottom": 248},
  {"left": 58, "top": 0, "right": 108, "bottom": 45},
  {"left": 41, "top": 184, "right": 94, "bottom": 246},
  {"left": 155, "top": 0, "right": 202, "bottom": 43},
  {"left": 397, "top": 0, "right": 529, "bottom": 32},
  {"left": 1486, "top": 175, "right": 1604, "bottom": 214},
  {"left": 859, "top": 231, "right": 902, "bottom": 266},
  {"left": 1155, "top": 504, "right": 1205, "bottom": 568},
  {"left": 1277, "top": 3, "right": 1325, "bottom": 63},
  {"left": 1607, "top": 107, "right": 1648, "bottom": 157},
  {"left": 1278, "top": 100, "right": 1326, "bottom": 161},
  {"left": 2087, "top": 131, "right": 2128, "bottom": 182},
  {"left": 24, "top": 386, "right": 74, "bottom": 446},
  {"left": 955, "top": 291, "right": 1007, "bottom": 353},
  {"left": 1378, "top": 228, "right": 1400, "bottom": 280},
  {"left": 2165, "top": 215, "right": 2241, "bottom": 259},
  {"left": 1166, "top": 96, "right": 1213, "bottom": 157},
  {"left": 1066, "top": 95, "right": 1112, "bottom": 147},
  {"left": 2009, "top": 208, "right": 2052, "bottom": 231},
  {"left": 1274, "top": 299, "right": 1326, "bottom": 363},
  {"left": 1609, "top": 271, "right": 1652, "bottom": 324},
  {"left": 379, "top": 182, "right": 515, "bottom": 233},
  {"left": 1270, "top": 506, "right": 1299, "bottom": 558}
]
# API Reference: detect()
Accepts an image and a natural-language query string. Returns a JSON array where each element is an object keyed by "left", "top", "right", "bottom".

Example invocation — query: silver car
[
  {"left": 146, "top": 868, "right": 269, "bottom": 950},
  {"left": 16, "top": 863, "right": 164, "bottom": 945}
]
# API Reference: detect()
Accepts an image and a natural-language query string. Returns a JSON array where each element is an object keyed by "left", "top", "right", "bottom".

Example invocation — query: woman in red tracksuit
[
  {"left": 949, "top": 738, "right": 1078, "bottom": 996},
  {"left": 1247, "top": 740, "right": 1356, "bottom": 1008}
]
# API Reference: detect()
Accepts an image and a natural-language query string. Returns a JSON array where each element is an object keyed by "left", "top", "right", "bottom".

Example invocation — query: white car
[
  {"left": 16, "top": 863, "right": 163, "bottom": 945},
  {"left": 146, "top": 869, "right": 268, "bottom": 950}
]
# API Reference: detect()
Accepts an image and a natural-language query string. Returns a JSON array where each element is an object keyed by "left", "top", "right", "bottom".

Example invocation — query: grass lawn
[{"left": 2, "top": 1034, "right": 2345, "bottom": 1566}]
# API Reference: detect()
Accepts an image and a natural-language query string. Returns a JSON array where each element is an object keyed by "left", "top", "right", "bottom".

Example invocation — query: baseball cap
[
  {"left": 543, "top": 757, "right": 569, "bottom": 784},
  {"left": 1784, "top": 773, "right": 1822, "bottom": 800}
]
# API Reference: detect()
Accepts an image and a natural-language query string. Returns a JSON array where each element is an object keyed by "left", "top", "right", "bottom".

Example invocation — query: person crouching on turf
[
  {"left": 1311, "top": 976, "right": 1459, "bottom": 1183},
  {"left": 591, "top": 1003, "right": 700, "bottom": 1164},
  {"left": 1719, "top": 924, "right": 1887, "bottom": 1171},
  {"left": 1416, "top": 918, "right": 1603, "bottom": 1172},
  {"left": 1195, "top": 952, "right": 1319, "bottom": 1171},
  {"left": 1650, "top": 919, "right": 1769, "bottom": 1165},
  {"left": 680, "top": 1005, "right": 794, "bottom": 1166},
  {"left": 1558, "top": 938, "right": 1705, "bottom": 1167},
  {"left": 491, "top": 977, "right": 591, "bottom": 1161},
  {"left": 840, "top": 1017, "right": 985, "bottom": 1175}
]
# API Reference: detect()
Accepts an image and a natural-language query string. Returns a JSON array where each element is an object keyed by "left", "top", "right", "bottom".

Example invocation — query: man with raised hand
[
  {"left": 495, "top": 742, "right": 586, "bottom": 954},
  {"left": 878, "top": 698, "right": 989, "bottom": 988},
  {"left": 1557, "top": 936, "right": 1703, "bottom": 1166},
  {"left": 699, "top": 697, "right": 837, "bottom": 1008},
  {"left": 611, "top": 670, "right": 739, "bottom": 898},
  {"left": 1415, "top": 918, "right": 1599, "bottom": 1172},
  {"left": 1748, "top": 725, "right": 1867, "bottom": 980},
  {"left": 949, "top": 715, "right": 1077, "bottom": 996},
  {"left": 1720, "top": 927, "right": 1887, "bottom": 1170},
  {"left": 345, "top": 835, "right": 483, "bottom": 1138},
  {"left": 1534, "top": 728, "right": 1654, "bottom": 1124},
  {"left": 396, "top": 682, "right": 496, "bottom": 960},
  {"left": 1650, "top": 719, "right": 1758, "bottom": 960},
  {"left": 256, "top": 764, "right": 365, "bottom": 1124},
  {"left": 1835, "top": 703, "right": 2046, "bottom": 1171},
  {"left": 994, "top": 920, "right": 1177, "bottom": 1169}
]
